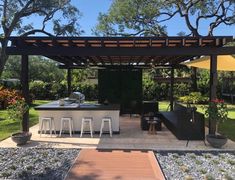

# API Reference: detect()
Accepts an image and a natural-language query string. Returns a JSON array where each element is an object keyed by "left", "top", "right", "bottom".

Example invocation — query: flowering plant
[
  {"left": 0, "top": 87, "right": 21, "bottom": 109},
  {"left": 7, "top": 97, "right": 29, "bottom": 130},
  {"left": 204, "top": 99, "right": 228, "bottom": 133}
]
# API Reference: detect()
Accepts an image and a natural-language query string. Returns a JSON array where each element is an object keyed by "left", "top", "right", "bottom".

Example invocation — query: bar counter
[{"left": 35, "top": 101, "right": 120, "bottom": 133}]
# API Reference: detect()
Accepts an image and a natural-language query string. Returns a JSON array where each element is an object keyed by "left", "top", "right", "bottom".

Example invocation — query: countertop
[{"left": 34, "top": 101, "right": 120, "bottom": 111}]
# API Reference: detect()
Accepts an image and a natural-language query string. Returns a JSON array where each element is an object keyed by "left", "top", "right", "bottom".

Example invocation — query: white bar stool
[
  {"left": 40, "top": 117, "right": 56, "bottom": 137},
  {"left": 100, "top": 117, "right": 112, "bottom": 137},
  {"left": 59, "top": 117, "right": 74, "bottom": 137},
  {"left": 80, "top": 117, "right": 93, "bottom": 138}
]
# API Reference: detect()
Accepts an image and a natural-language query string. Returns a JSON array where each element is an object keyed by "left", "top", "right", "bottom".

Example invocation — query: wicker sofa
[{"left": 160, "top": 102, "right": 205, "bottom": 140}]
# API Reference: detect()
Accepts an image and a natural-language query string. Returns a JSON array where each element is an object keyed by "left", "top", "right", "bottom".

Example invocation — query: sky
[
  {"left": 74, "top": 0, "right": 235, "bottom": 37},
  {"left": 7, "top": 0, "right": 235, "bottom": 37}
]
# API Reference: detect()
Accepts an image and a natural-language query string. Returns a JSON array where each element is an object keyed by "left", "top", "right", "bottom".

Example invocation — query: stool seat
[
  {"left": 59, "top": 117, "right": 74, "bottom": 137},
  {"left": 80, "top": 117, "right": 93, "bottom": 138},
  {"left": 100, "top": 117, "right": 112, "bottom": 137},
  {"left": 40, "top": 117, "right": 56, "bottom": 137}
]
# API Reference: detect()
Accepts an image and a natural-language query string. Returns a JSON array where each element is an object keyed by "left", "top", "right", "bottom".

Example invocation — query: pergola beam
[{"left": 6, "top": 46, "right": 235, "bottom": 56}]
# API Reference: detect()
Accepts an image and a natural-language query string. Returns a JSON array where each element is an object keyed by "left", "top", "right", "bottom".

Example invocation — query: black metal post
[
  {"left": 67, "top": 68, "right": 72, "bottom": 96},
  {"left": 209, "top": 55, "right": 217, "bottom": 134},
  {"left": 170, "top": 67, "right": 174, "bottom": 111},
  {"left": 21, "top": 55, "right": 29, "bottom": 132},
  {"left": 191, "top": 67, "right": 198, "bottom": 91}
]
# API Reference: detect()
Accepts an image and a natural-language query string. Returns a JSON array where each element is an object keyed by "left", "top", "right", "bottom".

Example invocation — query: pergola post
[
  {"left": 191, "top": 67, "right": 198, "bottom": 91},
  {"left": 170, "top": 67, "right": 174, "bottom": 111},
  {"left": 21, "top": 55, "right": 29, "bottom": 132},
  {"left": 67, "top": 68, "right": 72, "bottom": 96},
  {"left": 209, "top": 55, "right": 217, "bottom": 134}
]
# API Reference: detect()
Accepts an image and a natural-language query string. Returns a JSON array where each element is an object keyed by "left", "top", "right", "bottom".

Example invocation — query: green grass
[
  {"left": 158, "top": 101, "right": 171, "bottom": 111},
  {"left": 0, "top": 100, "right": 50, "bottom": 141},
  {"left": 159, "top": 101, "right": 235, "bottom": 141}
]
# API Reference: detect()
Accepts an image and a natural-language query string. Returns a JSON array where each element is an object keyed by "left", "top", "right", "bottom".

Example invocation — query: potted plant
[
  {"left": 204, "top": 99, "right": 228, "bottom": 148},
  {"left": 7, "top": 96, "right": 31, "bottom": 145}
]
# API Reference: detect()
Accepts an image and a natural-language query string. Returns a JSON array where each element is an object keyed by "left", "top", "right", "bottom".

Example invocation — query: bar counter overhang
[{"left": 35, "top": 101, "right": 120, "bottom": 133}]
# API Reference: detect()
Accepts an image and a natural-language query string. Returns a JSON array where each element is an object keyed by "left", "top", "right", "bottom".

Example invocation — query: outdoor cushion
[{"left": 160, "top": 112, "right": 178, "bottom": 127}]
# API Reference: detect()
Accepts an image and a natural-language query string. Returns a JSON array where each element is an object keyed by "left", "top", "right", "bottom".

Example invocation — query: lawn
[
  {"left": 0, "top": 100, "right": 50, "bottom": 141},
  {"left": 159, "top": 101, "right": 235, "bottom": 141}
]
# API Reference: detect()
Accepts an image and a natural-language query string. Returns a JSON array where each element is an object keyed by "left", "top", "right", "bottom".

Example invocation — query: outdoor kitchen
[{"left": 35, "top": 92, "right": 120, "bottom": 135}]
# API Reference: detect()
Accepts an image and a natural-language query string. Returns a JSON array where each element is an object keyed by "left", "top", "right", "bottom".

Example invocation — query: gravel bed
[
  {"left": 0, "top": 147, "right": 80, "bottom": 180},
  {"left": 156, "top": 151, "right": 235, "bottom": 180}
]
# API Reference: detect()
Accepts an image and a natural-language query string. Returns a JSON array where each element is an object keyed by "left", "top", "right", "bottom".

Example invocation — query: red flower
[{"left": 211, "top": 99, "right": 224, "bottom": 103}]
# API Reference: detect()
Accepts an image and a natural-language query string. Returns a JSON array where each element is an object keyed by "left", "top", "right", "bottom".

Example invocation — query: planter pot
[
  {"left": 206, "top": 134, "right": 228, "bottom": 148},
  {"left": 11, "top": 132, "right": 32, "bottom": 145}
]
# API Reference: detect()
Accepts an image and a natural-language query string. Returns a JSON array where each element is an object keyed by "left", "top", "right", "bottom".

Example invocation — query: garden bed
[
  {"left": 0, "top": 147, "right": 80, "bottom": 179},
  {"left": 156, "top": 150, "right": 235, "bottom": 179}
]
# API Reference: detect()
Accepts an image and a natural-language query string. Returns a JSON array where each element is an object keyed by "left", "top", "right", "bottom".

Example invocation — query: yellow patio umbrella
[{"left": 182, "top": 55, "right": 235, "bottom": 71}]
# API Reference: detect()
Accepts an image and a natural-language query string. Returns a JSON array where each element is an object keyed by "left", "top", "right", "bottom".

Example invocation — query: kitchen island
[{"left": 35, "top": 101, "right": 120, "bottom": 133}]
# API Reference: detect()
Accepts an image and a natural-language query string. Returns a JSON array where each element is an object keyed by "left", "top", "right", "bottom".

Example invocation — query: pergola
[{"left": 6, "top": 36, "right": 235, "bottom": 134}]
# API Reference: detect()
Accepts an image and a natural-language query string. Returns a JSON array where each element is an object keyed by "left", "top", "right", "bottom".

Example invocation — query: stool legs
[
  {"left": 100, "top": 118, "right": 112, "bottom": 137},
  {"left": 99, "top": 122, "right": 104, "bottom": 137},
  {"left": 80, "top": 118, "right": 93, "bottom": 138},
  {"left": 40, "top": 119, "right": 44, "bottom": 137},
  {"left": 52, "top": 119, "right": 56, "bottom": 137},
  {"left": 80, "top": 120, "right": 84, "bottom": 138},
  {"left": 109, "top": 120, "right": 112, "bottom": 137},
  {"left": 49, "top": 120, "right": 52, "bottom": 137},
  {"left": 40, "top": 117, "right": 56, "bottom": 137},
  {"left": 59, "top": 118, "right": 73, "bottom": 137},
  {"left": 90, "top": 121, "right": 93, "bottom": 138}
]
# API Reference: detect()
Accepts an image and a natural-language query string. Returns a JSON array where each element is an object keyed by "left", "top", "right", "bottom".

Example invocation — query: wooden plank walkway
[{"left": 65, "top": 149, "right": 165, "bottom": 180}]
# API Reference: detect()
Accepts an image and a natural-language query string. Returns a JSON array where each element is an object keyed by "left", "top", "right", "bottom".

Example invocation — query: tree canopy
[
  {"left": 94, "top": 0, "right": 235, "bottom": 37},
  {"left": 0, "top": 0, "right": 82, "bottom": 77},
  {"left": 1, "top": 56, "right": 65, "bottom": 82}
]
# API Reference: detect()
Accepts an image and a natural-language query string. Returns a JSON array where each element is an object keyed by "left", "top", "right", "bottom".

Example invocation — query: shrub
[
  {"left": 0, "top": 87, "right": 22, "bottom": 109},
  {"left": 30, "top": 80, "right": 98, "bottom": 100},
  {"left": 30, "top": 81, "right": 68, "bottom": 100},
  {"left": 73, "top": 83, "right": 98, "bottom": 101},
  {"left": 50, "top": 82, "right": 67, "bottom": 99},
  {"left": 29, "top": 81, "right": 48, "bottom": 100},
  {"left": 178, "top": 92, "right": 208, "bottom": 104},
  {"left": 174, "top": 83, "right": 191, "bottom": 97}
]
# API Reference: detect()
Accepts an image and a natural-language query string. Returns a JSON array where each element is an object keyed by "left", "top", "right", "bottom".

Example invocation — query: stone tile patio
[{"left": 1, "top": 116, "right": 235, "bottom": 150}]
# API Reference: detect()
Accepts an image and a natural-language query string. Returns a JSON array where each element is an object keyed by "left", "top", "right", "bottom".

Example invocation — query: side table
[{"left": 148, "top": 120, "right": 157, "bottom": 134}]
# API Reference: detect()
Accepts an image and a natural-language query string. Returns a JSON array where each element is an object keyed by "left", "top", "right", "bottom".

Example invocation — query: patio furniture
[
  {"left": 160, "top": 102, "right": 205, "bottom": 140},
  {"left": 147, "top": 118, "right": 159, "bottom": 135},
  {"left": 59, "top": 117, "right": 74, "bottom": 137},
  {"left": 100, "top": 117, "right": 113, "bottom": 137},
  {"left": 80, "top": 117, "right": 94, "bottom": 138},
  {"left": 143, "top": 115, "right": 162, "bottom": 132},
  {"left": 141, "top": 101, "right": 161, "bottom": 131},
  {"left": 40, "top": 117, "right": 56, "bottom": 137}
]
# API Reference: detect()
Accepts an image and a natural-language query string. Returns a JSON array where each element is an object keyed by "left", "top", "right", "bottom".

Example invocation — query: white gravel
[
  {"left": 1, "top": 147, "right": 234, "bottom": 180},
  {"left": 156, "top": 151, "right": 235, "bottom": 180},
  {"left": 0, "top": 147, "right": 79, "bottom": 180}
]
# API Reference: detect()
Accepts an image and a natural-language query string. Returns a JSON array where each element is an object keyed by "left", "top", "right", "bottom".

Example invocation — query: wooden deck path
[{"left": 65, "top": 149, "right": 165, "bottom": 180}]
